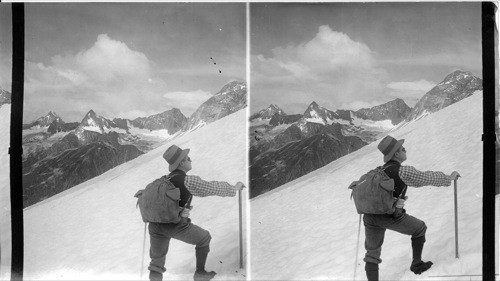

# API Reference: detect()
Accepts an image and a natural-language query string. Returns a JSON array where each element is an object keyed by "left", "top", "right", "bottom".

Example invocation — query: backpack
[
  {"left": 348, "top": 166, "right": 398, "bottom": 215},
  {"left": 134, "top": 175, "right": 182, "bottom": 223}
]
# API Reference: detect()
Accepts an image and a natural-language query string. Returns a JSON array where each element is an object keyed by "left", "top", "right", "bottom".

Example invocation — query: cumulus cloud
[
  {"left": 252, "top": 25, "right": 388, "bottom": 114},
  {"left": 73, "top": 34, "right": 152, "bottom": 82},
  {"left": 162, "top": 89, "right": 213, "bottom": 116},
  {"left": 24, "top": 34, "right": 170, "bottom": 122}
]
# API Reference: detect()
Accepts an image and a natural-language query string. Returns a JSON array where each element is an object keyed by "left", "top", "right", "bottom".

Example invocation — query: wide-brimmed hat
[
  {"left": 377, "top": 135, "right": 404, "bottom": 162},
  {"left": 163, "top": 145, "right": 190, "bottom": 172}
]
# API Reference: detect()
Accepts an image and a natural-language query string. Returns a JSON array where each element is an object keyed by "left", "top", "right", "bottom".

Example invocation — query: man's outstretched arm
[
  {"left": 185, "top": 175, "right": 242, "bottom": 197},
  {"left": 399, "top": 166, "right": 455, "bottom": 187}
]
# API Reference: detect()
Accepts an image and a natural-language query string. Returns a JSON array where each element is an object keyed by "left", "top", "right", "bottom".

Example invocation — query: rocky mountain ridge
[
  {"left": 184, "top": 81, "right": 247, "bottom": 130},
  {"left": 407, "top": 70, "right": 482, "bottom": 121},
  {"left": 129, "top": 108, "right": 187, "bottom": 133}
]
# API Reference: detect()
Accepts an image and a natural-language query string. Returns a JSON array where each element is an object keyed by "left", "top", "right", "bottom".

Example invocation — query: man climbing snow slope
[
  {"left": 363, "top": 135, "right": 460, "bottom": 281},
  {"left": 147, "top": 144, "right": 245, "bottom": 281}
]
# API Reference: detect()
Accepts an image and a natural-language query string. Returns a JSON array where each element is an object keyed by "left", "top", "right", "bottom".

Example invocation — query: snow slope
[
  {"left": 18, "top": 109, "right": 248, "bottom": 280},
  {"left": 251, "top": 93, "right": 496, "bottom": 280},
  {"left": 0, "top": 105, "right": 11, "bottom": 279}
]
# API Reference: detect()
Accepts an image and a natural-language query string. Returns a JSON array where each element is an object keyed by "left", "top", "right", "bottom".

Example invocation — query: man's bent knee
[
  {"left": 196, "top": 231, "right": 211, "bottom": 249},
  {"left": 412, "top": 222, "right": 427, "bottom": 239}
]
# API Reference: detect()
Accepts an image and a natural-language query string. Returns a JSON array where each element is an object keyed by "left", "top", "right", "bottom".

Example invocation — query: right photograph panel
[{"left": 249, "top": 3, "right": 484, "bottom": 280}]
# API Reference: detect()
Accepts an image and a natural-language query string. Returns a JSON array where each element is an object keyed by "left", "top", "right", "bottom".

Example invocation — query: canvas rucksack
[
  {"left": 134, "top": 175, "right": 183, "bottom": 223},
  {"left": 348, "top": 166, "right": 398, "bottom": 215}
]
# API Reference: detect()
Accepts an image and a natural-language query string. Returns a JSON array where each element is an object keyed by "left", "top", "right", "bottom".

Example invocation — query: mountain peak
[
  {"left": 250, "top": 104, "right": 285, "bottom": 121},
  {"left": 439, "top": 70, "right": 476, "bottom": 85},
  {"left": 78, "top": 109, "right": 112, "bottom": 133},
  {"left": 47, "top": 111, "right": 59, "bottom": 118},
  {"left": 308, "top": 101, "right": 319, "bottom": 108},
  {"left": 304, "top": 101, "right": 325, "bottom": 115},
  {"left": 24, "top": 110, "right": 64, "bottom": 128}
]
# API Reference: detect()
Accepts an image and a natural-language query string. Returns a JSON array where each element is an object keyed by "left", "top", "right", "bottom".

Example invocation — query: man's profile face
[
  {"left": 398, "top": 147, "right": 407, "bottom": 162},
  {"left": 182, "top": 156, "right": 192, "bottom": 171}
]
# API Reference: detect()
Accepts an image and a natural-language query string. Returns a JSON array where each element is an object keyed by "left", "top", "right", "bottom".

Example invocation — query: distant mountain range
[
  {"left": 22, "top": 81, "right": 247, "bottom": 208},
  {"left": 249, "top": 70, "right": 483, "bottom": 198}
]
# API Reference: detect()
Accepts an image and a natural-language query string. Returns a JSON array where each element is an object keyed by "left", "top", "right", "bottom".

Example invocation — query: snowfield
[
  {"left": 10, "top": 109, "right": 248, "bottom": 280},
  {"left": 251, "top": 93, "right": 497, "bottom": 280}
]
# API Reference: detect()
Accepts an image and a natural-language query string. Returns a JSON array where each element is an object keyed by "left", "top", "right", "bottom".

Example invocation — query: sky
[
  {"left": 0, "top": 3, "right": 246, "bottom": 123},
  {"left": 250, "top": 2, "right": 482, "bottom": 115}
]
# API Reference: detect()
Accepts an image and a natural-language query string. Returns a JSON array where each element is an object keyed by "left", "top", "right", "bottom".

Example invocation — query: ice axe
[
  {"left": 238, "top": 188, "right": 244, "bottom": 269},
  {"left": 453, "top": 177, "right": 460, "bottom": 259}
]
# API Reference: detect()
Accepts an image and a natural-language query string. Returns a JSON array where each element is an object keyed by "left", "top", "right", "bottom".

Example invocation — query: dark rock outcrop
[{"left": 250, "top": 124, "right": 366, "bottom": 198}]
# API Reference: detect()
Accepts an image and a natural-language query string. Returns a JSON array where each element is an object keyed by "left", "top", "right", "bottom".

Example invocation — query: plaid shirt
[
  {"left": 399, "top": 165, "right": 452, "bottom": 188},
  {"left": 185, "top": 175, "right": 237, "bottom": 197}
]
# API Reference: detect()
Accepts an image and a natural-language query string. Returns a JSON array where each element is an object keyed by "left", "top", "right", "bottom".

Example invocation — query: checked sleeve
[
  {"left": 184, "top": 175, "right": 237, "bottom": 197},
  {"left": 399, "top": 165, "right": 452, "bottom": 188}
]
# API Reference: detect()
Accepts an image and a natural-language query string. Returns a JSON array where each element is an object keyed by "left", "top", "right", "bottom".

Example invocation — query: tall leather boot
[
  {"left": 194, "top": 246, "right": 216, "bottom": 281},
  {"left": 365, "top": 262, "right": 379, "bottom": 281},
  {"left": 410, "top": 236, "right": 433, "bottom": 274}
]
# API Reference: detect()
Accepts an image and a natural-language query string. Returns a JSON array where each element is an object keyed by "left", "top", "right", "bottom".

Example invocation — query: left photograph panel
[{"left": 10, "top": 3, "right": 247, "bottom": 280}]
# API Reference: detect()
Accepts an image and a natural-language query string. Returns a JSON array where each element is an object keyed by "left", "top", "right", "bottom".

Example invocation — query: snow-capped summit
[
  {"left": 407, "top": 70, "right": 482, "bottom": 121},
  {"left": 37, "top": 111, "right": 63, "bottom": 127},
  {"left": 302, "top": 101, "right": 340, "bottom": 125},
  {"left": 79, "top": 109, "right": 114, "bottom": 133},
  {"left": 249, "top": 104, "right": 286, "bottom": 121},
  {"left": 23, "top": 111, "right": 64, "bottom": 129}
]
